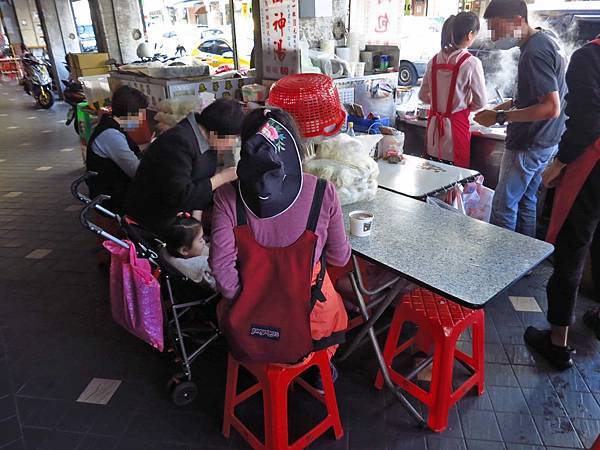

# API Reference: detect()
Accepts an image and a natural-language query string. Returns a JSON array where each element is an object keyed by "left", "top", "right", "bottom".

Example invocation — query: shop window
[
  {"left": 141, "top": 0, "right": 254, "bottom": 72},
  {"left": 71, "top": 0, "right": 97, "bottom": 53}
]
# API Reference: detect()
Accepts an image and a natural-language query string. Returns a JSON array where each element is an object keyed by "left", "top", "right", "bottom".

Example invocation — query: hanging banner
[
  {"left": 260, "top": 0, "right": 300, "bottom": 80},
  {"left": 352, "top": 0, "right": 401, "bottom": 46}
]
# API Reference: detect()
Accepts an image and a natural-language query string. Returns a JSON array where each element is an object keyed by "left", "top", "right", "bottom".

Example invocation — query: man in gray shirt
[{"left": 475, "top": 0, "right": 566, "bottom": 238}]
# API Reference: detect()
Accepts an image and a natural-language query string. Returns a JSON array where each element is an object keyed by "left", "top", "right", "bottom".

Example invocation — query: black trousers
[{"left": 547, "top": 161, "right": 600, "bottom": 327}]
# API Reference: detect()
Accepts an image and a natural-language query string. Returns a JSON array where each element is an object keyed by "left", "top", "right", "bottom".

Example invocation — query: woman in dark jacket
[
  {"left": 124, "top": 99, "right": 244, "bottom": 233},
  {"left": 86, "top": 85, "right": 148, "bottom": 212}
]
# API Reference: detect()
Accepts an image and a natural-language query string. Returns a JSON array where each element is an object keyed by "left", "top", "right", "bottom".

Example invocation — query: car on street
[
  {"left": 191, "top": 37, "right": 252, "bottom": 69},
  {"left": 397, "top": 16, "right": 445, "bottom": 86}
]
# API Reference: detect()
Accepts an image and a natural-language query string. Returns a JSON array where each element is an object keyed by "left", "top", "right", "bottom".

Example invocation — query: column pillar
[
  {"left": 35, "top": 0, "right": 80, "bottom": 96},
  {"left": 0, "top": 0, "right": 23, "bottom": 46},
  {"left": 88, "top": 0, "right": 144, "bottom": 64}
]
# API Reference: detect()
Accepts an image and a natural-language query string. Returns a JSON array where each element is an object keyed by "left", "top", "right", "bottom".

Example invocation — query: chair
[
  {"left": 222, "top": 350, "right": 344, "bottom": 449},
  {"left": 375, "top": 288, "right": 485, "bottom": 432}
]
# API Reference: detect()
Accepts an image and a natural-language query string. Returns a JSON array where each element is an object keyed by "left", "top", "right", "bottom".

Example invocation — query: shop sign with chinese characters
[
  {"left": 260, "top": 0, "right": 300, "bottom": 80},
  {"left": 351, "top": 0, "right": 401, "bottom": 45}
]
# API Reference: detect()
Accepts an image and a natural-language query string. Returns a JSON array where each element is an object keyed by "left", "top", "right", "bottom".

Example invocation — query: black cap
[{"left": 237, "top": 118, "right": 303, "bottom": 219}]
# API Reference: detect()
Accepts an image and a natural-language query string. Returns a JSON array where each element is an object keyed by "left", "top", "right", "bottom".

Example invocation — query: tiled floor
[{"left": 0, "top": 80, "right": 599, "bottom": 450}]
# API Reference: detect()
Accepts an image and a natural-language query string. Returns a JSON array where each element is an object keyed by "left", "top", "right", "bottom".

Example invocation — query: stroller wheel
[{"left": 169, "top": 378, "right": 198, "bottom": 406}]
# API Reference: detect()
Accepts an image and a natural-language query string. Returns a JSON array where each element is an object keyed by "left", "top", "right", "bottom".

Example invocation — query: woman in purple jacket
[{"left": 209, "top": 108, "right": 351, "bottom": 377}]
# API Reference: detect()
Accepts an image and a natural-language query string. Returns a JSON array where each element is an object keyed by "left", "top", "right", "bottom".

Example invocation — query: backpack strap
[
  {"left": 306, "top": 178, "right": 327, "bottom": 232},
  {"left": 313, "top": 331, "right": 346, "bottom": 351},
  {"left": 308, "top": 178, "right": 328, "bottom": 307},
  {"left": 235, "top": 182, "right": 247, "bottom": 226}
]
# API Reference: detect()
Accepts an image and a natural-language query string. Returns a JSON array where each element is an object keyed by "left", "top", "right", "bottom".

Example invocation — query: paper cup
[
  {"left": 349, "top": 211, "right": 374, "bottom": 237},
  {"left": 360, "top": 51, "right": 374, "bottom": 72},
  {"left": 348, "top": 62, "right": 357, "bottom": 78},
  {"left": 355, "top": 62, "right": 366, "bottom": 77},
  {"left": 335, "top": 46, "right": 352, "bottom": 62},
  {"left": 320, "top": 39, "right": 336, "bottom": 54}
]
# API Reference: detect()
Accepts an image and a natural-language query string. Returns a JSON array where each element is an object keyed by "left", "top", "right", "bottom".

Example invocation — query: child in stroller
[
  {"left": 73, "top": 174, "right": 222, "bottom": 406},
  {"left": 161, "top": 212, "right": 215, "bottom": 290}
]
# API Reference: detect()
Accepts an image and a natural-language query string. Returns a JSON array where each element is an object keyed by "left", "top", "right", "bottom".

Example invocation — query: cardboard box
[
  {"left": 79, "top": 66, "right": 110, "bottom": 77},
  {"left": 71, "top": 53, "right": 110, "bottom": 69}
]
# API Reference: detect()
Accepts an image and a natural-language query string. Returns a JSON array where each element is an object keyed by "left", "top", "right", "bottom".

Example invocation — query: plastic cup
[
  {"left": 356, "top": 62, "right": 366, "bottom": 77},
  {"left": 348, "top": 62, "right": 357, "bottom": 78},
  {"left": 349, "top": 211, "right": 374, "bottom": 237}
]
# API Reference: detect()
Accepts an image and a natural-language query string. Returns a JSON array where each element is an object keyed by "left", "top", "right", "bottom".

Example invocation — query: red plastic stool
[
  {"left": 375, "top": 288, "right": 485, "bottom": 432},
  {"left": 222, "top": 350, "right": 344, "bottom": 449},
  {"left": 592, "top": 433, "right": 600, "bottom": 450}
]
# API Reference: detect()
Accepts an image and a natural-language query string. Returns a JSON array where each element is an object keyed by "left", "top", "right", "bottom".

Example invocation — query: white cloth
[
  {"left": 160, "top": 245, "right": 216, "bottom": 289},
  {"left": 418, "top": 49, "right": 487, "bottom": 162}
]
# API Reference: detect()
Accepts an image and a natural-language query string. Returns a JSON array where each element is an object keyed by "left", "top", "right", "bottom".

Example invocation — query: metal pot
[{"left": 416, "top": 105, "right": 430, "bottom": 120}]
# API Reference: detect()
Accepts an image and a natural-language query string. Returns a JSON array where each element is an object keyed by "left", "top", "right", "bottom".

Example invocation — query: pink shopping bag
[{"left": 103, "top": 240, "right": 164, "bottom": 351}]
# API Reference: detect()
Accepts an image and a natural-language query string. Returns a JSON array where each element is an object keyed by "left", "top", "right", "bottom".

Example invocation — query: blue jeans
[{"left": 491, "top": 145, "right": 557, "bottom": 237}]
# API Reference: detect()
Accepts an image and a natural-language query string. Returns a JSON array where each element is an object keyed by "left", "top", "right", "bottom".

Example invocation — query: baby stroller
[{"left": 71, "top": 172, "right": 222, "bottom": 406}]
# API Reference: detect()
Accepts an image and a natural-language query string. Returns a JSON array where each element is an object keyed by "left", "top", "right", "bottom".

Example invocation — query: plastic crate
[
  {"left": 347, "top": 114, "right": 390, "bottom": 134},
  {"left": 337, "top": 86, "right": 355, "bottom": 105}
]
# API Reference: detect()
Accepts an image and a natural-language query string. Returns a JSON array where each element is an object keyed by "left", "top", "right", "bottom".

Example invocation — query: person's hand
[
  {"left": 474, "top": 110, "right": 498, "bottom": 128},
  {"left": 219, "top": 167, "right": 238, "bottom": 183},
  {"left": 138, "top": 142, "right": 151, "bottom": 153},
  {"left": 542, "top": 159, "right": 567, "bottom": 188},
  {"left": 494, "top": 99, "right": 513, "bottom": 111},
  {"left": 210, "top": 167, "right": 238, "bottom": 190}
]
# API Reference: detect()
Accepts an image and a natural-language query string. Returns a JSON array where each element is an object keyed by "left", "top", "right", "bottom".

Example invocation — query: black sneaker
[
  {"left": 583, "top": 308, "right": 600, "bottom": 340},
  {"left": 523, "top": 327, "right": 574, "bottom": 370}
]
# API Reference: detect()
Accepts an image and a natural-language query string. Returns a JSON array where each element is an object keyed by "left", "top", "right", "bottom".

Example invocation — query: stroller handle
[
  {"left": 71, "top": 171, "right": 118, "bottom": 219},
  {"left": 71, "top": 171, "right": 97, "bottom": 204},
  {"left": 80, "top": 195, "right": 129, "bottom": 250}
]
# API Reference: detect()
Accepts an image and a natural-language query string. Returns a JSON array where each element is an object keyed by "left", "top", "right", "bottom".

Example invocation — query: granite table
[
  {"left": 343, "top": 188, "right": 553, "bottom": 307},
  {"left": 338, "top": 188, "right": 554, "bottom": 426},
  {"left": 377, "top": 155, "right": 480, "bottom": 200}
]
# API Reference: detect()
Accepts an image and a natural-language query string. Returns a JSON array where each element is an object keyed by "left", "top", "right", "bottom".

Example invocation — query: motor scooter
[
  {"left": 20, "top": 52, "right": 54, "bottom": 109},
  {"left": 62, "top": 79, "right": 86, "bottom": 134},
  {"left": 61, "top": 59, "right": 86, "bottom": 134}
]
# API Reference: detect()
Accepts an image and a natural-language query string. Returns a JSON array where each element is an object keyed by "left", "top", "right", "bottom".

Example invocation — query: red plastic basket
[{"left": 267, "top": 74, "right": 346, "bottom": 138}]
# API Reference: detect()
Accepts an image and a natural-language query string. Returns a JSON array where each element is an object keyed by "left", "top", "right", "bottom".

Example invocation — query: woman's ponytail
[
  {"left": 441, "top": 15, "right": 456, "bottom": 52},
  {"left": 441, "top": 12, "right": 480, "bottom": 53}
]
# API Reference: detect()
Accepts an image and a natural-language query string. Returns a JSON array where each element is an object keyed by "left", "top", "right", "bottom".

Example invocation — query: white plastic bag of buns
[{"left": 154, "top": 93, "right": 216, "bottom": 134}]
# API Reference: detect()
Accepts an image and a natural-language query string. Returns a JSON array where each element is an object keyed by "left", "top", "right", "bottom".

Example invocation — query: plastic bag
[
  {"left": 317, "top": 133, "right": 381, "bottom": 170},
  {"left": 445, "top": 185, "right": 466, "bottom": 215},
  {"left": 154, "top": 93, "right": 215, "bottom": 133},
  {"left": 442, "top": 176, "right": 494, "bottom": 222},
  {"left": 463, "top": 176, "right": 494, "bottom": 223},
  {"left": 303, "top": 133, "right": 380, "bottom": 206},
  {"left": 426, "top": 196, "right": 462, "bottom": 213},
  {"left": 103, "top": 240, "right": 164, "bottom": 351},
  {"left": 376, "top": 132, "right": 405, "bottom": 159}
]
